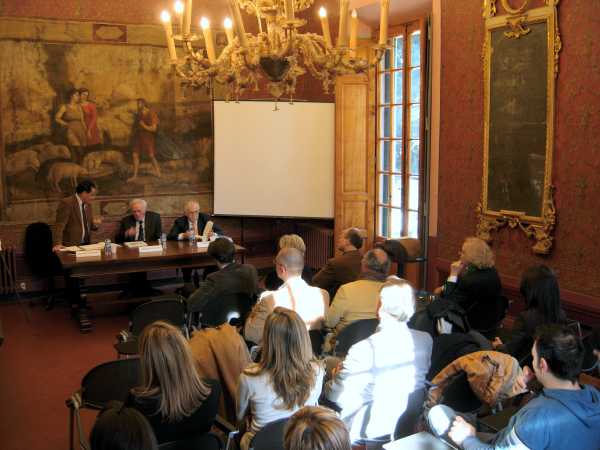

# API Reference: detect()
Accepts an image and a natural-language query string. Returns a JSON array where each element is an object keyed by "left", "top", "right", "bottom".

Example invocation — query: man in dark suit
[
  {"left": 168, "top": 200, "right": 223, "bottom": 294},
  {"left": 53, "top": 179, "right": 100, "bottom": 332},
  {"left": 115, "top": 198, "right": 162, "bottom": 244},
  {"left": 312, "top": 227, "right": 363, "bottom": 299},
  {"left": 187, "top": 237, "right": 259, "bottom": 326}
]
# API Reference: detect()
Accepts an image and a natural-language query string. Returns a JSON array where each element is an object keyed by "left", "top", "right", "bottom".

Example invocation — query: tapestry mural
[{"left": 0, "top": 18, "right": 213, "bottom": 223}]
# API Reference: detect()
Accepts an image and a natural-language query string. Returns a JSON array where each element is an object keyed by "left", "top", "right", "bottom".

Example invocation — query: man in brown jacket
[
  {"left": 312, "top": 227, "right": 363, "bottom": 298},
  {"left": 53, "top": 180, "right": 100, "bottom": 332}
]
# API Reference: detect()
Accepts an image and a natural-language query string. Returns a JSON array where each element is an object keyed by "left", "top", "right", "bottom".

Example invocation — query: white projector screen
[{"left": 213, "top": 101, "right": 335, "bottom": 218}]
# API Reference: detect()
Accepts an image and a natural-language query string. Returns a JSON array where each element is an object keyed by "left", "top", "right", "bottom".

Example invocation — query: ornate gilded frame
[{"left": 477, "top": 0, "right": 561, "bottom": 254}]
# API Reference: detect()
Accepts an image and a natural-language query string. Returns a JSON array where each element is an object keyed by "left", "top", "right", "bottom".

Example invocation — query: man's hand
[
  {"left": 125, "top": 226, "right": 136, "bottom": 238},
  {"left": 52, "top": 244, "right": 65, "bottom": 253},
  {"left": 184, "top": 230, "right": 195, "bottom": 239},
  {"left": 92, "top": 216, "right": 102, "bottom": 226},
  {"left": 450, "top": 259, "right": 466, "bottom": 277},
  {"left": 448, "top": 416, "right": 476, "bottom": 445}
]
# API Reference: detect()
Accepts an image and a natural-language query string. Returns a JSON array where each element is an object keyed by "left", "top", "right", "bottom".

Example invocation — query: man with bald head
[
  {"left": 323, "top": 248, "right": 391, "bottom": 352},
  {"left": 244, "top": 247, "right": 329, "bottom": 345}
]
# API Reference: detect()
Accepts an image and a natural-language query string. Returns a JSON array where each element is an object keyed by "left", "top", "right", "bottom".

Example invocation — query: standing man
[
  {"left": 168, "top": 200, "right": 223, "bottom": 294},
  {"left": 313, "top": 228, "right": 364, "bottom": 298},
  {"left": 115, "top": 198, "right": 162, "bottom": 244},
  {"left": 53, "top": 179, "right": 100, "bottom": 332}
]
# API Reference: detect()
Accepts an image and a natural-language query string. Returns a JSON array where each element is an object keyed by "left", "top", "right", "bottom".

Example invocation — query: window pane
[
  {"left": 408, "top": 211, "right": 419, "bottom": 238},
  {"left": 379, "top": 207, "right": 389, "bottom": 237},
  {"left": 381, "top": 48, "right": 391, "bottom": 70},
  {"left": 410, "top": 31, "right": 421, "bottom": 66},
  {"left": 410, "top": 104, "right": 420, "bottom": 139},
  {"left": 391, "top": 208, "right": 403, "bottom": 238},
  {"left": 380, "top": 106, "right": 391, "bottom": 138},
  {"left": 393, "top": 71, "right": 403, "bottom": 104},
  {"left": 394, "top": 36, "right": 404, "bottom": 68},
  {"left": 392, "top": 106, "right": 403, "bottom": 139},
  {"left": 409, "top": 175, "right": 419, "bottom": 210},
  {"left": 392, "top": 140, "right": 403, "bottom": 173},
  {"left": 379, "top": 141, "right": 390, "bottom": 171},
  {"left": 391, "top": 175, "right": 403, "bottom": 207},
  {"left": 410, "top": 68, "right": 420, "bottom": 103},
  {"left": 379, "top": 174, "right": 390, "bottom": 204},
  {"left": 409, "top": 140, "right": 419, "bottom": 174},
  {"left": 380, "top": 72, "right": 391, "bottom": 104}
]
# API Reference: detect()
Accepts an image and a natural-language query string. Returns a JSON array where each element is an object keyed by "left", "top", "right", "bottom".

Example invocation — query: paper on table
[
  {"left": 124, "top": 241, "right": 148, "bottom": 248},
  {"left": 60, "top": 246, "right": 83, "bottom": 252}
]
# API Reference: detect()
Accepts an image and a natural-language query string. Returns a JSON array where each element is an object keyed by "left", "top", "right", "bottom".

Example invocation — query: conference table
[{"left": 58, "top": 241, "right": 246, "bottom": 279}]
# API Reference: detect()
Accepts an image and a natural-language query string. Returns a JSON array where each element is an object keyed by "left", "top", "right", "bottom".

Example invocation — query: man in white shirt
[{"left": 244, "top": 247, "right": 329, "bottom": 345}]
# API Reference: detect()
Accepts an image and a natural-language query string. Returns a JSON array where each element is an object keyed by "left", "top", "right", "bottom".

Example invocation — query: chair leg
[{"left": 69, "top": 407, "right": 74, "bottom": 450}]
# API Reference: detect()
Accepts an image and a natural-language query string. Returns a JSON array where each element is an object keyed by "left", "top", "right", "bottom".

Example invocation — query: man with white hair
[
  {"left": 115, "top": 198, "right": 162, "bottom": 244},
  {"left": 325, "top": 276, "right": 432, "bottom": 445}
]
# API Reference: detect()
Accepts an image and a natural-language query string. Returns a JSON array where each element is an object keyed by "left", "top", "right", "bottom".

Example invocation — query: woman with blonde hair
[
  {"left": 237, "top": 307, "right": 324, "bottom": 450},
  {"left": 284, "top": 406, "right": 351, "bottom": 450},
  {"left": 128, "top": 321, "right": 220, "bottom": 444},
  {"left": 264, "top": 234, "right": 313, "bottom": 290},
  {"left": 437, "top": 236, "right": 502, "bottom": 331}
]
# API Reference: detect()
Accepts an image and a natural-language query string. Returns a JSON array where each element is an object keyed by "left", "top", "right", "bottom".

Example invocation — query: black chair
[
  {"left": 309, "top": 329, "right": 324, "bottom": 357},
  {"left": 394, "top": 387, "right": 428, "bottom": 440},
  {"left": 437, "top": 372, "right": 482, "bottom": 414},
  {"left": 198, "top": 292, "right": 255, "bottom": 328},
  {"left": 114, "top": 295, "right": 188, "bottom": 357},
  {"left": 158, "top": 432, "right": 223, "bottom": 450},
  {"left": 66, "top": 358, "right": 141, "bottom": 450},
  {"left": 252, "top": 417, "right": 289, "bottom": 450},
  {"left": 334, "top": 318, "right": 379, "bottom": 357},
  {"left": 466, "top": 295, "right": 509, "bottom": 339}
]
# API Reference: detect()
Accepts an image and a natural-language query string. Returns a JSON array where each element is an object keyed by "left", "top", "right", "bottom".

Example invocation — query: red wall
[{"left": 437, "top": 0, "right": 600, "bottom": 323}]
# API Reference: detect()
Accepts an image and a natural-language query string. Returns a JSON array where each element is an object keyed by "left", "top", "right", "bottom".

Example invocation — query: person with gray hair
[
  {"left": 325, "top": 276, "right": 432, "bottom": 446},
  {"left": 323, "top": 248, "right": 390, "bottom": 351},
  {"left": 244, "top": 247, "right": 329, "bottom": 345},
  {"left": 313, "top": 228, "right": 364, "bottom": 298},
  {"left": 115, "top": 198, "right": 162, "bottom": 244}
]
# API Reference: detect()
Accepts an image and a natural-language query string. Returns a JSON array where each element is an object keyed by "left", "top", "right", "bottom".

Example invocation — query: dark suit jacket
[
  {"left": 167, "top": 213, "right": 223, "bottom": 240},
  {"left": 115, "top": 211, "right": 162, "bottom": 244},
  {"left": 312, "top": 249, "right": 362, "bottom": 298},
  {"left": 187, "top": 262, "right": 259, "bottom": 315},
  {"left": 53, "top": 195, "right": 97, "bottom": 247}
]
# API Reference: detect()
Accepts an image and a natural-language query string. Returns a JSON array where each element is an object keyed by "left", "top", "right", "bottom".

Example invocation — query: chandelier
[{"left": 160, "top": 0, "right": 390, "bottom": 100}]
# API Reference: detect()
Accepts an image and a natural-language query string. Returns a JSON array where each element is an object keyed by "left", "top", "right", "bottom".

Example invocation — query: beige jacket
[
  {"left": 325, "top": 279, "right": 384, "bottom": 334},
  {"left": 244, "top": 276, "right": 329, "bottom": 344}
]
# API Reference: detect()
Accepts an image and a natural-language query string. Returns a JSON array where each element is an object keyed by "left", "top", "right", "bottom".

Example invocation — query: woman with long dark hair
[
  {"left": 494, "top": 265, "right": 566, "bottom": 361},
  {"left": 128, "top": 321, "right": 220, "bottom": 444},
  {"left": 237, "top": 307, "right": 324, "bottom": 450}
]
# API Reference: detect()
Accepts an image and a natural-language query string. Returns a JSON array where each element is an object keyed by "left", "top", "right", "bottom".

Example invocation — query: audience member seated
[
  {"left": 493, "top": 265, "right": 566, "bottom": 362},
  {"left": 90, "top": 403, "right": 158, "bottom": 450},
  {"left": 237, "top": 308, "right": 325, "bottom": 450},
  {"left": 312, "top": 227, "right": 363, "bottom": 298},
  {"left": 325, "top": 276, "right": 433, "bottom": 446},
  {"left": 168, "top": 200, "right": 224, "bottom": 294},
  {"left": 448, "top": 325, "right": 600, "bottom": 449},
  {"left": 115, "top": 198, "right": 161, "bottom": 244},
  {"left": 189, "top": 322, "right": 251, "bottom": 424},
  {"left": 284, "top": 406, "right": 351, "bottom": 450},
  {"left": 264, "top": 234, "right": 313, "bottom": 290},
  {"left": 436, "top": 237, "right": 502, "bottom": 331},
  {"left": 187, "top": 237, "right": 259, "bottom": 324},
  {"left": 244, "top": 248, "right": 329, "bottom": 345},
  {"left": 323, "top": 248, "right": 390, "bottom": 352},
  {"left": 127, "top": 321, "right": 220, "bottom": 444}
]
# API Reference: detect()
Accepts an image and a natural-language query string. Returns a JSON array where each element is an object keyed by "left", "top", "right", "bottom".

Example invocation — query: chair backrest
[
  {"left": 394, "top": 387, "right": 427, "bottom": 440},
  {"left": 309, "top": 329, "right": 324, "bottom": 357},
  {"left": 466, "top": 295, "right": 508, "bottom": 337},
  {"left": 438, "top": 372, "right": 482, "bottom": 414},
  {"left": 251, "top": 417, "right": 289, "bottom": 450},
  {"left": 81, "top": 358, "right": 141, "bottom": 409},
  {"left": 334, "top": 318, "right": 379, "bottom": 357},
  {"left": 158, "top": 432, "right": 222, "bottom": 450},
  {"left": 131, "top": 296, "right": 187, "bottom": 336},
  {"left": 200, "top": 293, "right": 254, "bottom": 328},
  {"left": 23, "top": 222, "right": 61, "bottom": 277}
]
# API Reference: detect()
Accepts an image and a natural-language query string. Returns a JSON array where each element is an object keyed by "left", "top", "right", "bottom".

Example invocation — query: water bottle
[
  {"left": 160, "top": 232, "right": 167, "bottom": 249},
  {"left": 104, "top": 238, "right": 112, "bottom": 256},
  {"left": 189, "top": 231, "right": 197, "bottom": 246}
]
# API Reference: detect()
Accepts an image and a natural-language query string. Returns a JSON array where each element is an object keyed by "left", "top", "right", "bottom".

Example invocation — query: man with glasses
[{"left": 168, "top": 200, "right": 223, "bottom": 294}]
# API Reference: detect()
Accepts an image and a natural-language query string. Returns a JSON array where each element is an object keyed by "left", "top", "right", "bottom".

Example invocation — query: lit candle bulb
[
  {"left": 160, "top": 11, "right": 177, "bottom": 62},
  {"left": 379, "top": 0, "right": 390, "bottom": 46},
  {"left": 337, "top": 0, "right": 349, "bottom": 47},
  {"left": 224, "top": 17, "right": 234, "bottom": 46},
  {"left": 184, "top": 0, "right": 193, "bottom": 36},
  {"left": 319, "top": 7, "right": 332, "bottom": 48},
  {"left": 349, "top": 9, "right": 358, "bottom": 53},
  {"left": 174, "top": 0, "right": 184, "bottom": 33},
  {"left": 200, "top": 17, "right": 217, "bottom": 63}
]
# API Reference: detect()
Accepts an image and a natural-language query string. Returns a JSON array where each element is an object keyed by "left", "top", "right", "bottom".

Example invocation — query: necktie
[
  {"left": 81, "top": 204, "right": 90, "bottom": 244},
  {"left": 138, "top": 221, "right": 145, "bottom": 241}
]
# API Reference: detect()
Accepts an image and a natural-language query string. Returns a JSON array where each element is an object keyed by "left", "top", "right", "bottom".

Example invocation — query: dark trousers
[{"left": 65, "top": 275, "right": 84, "bottom": 308}]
